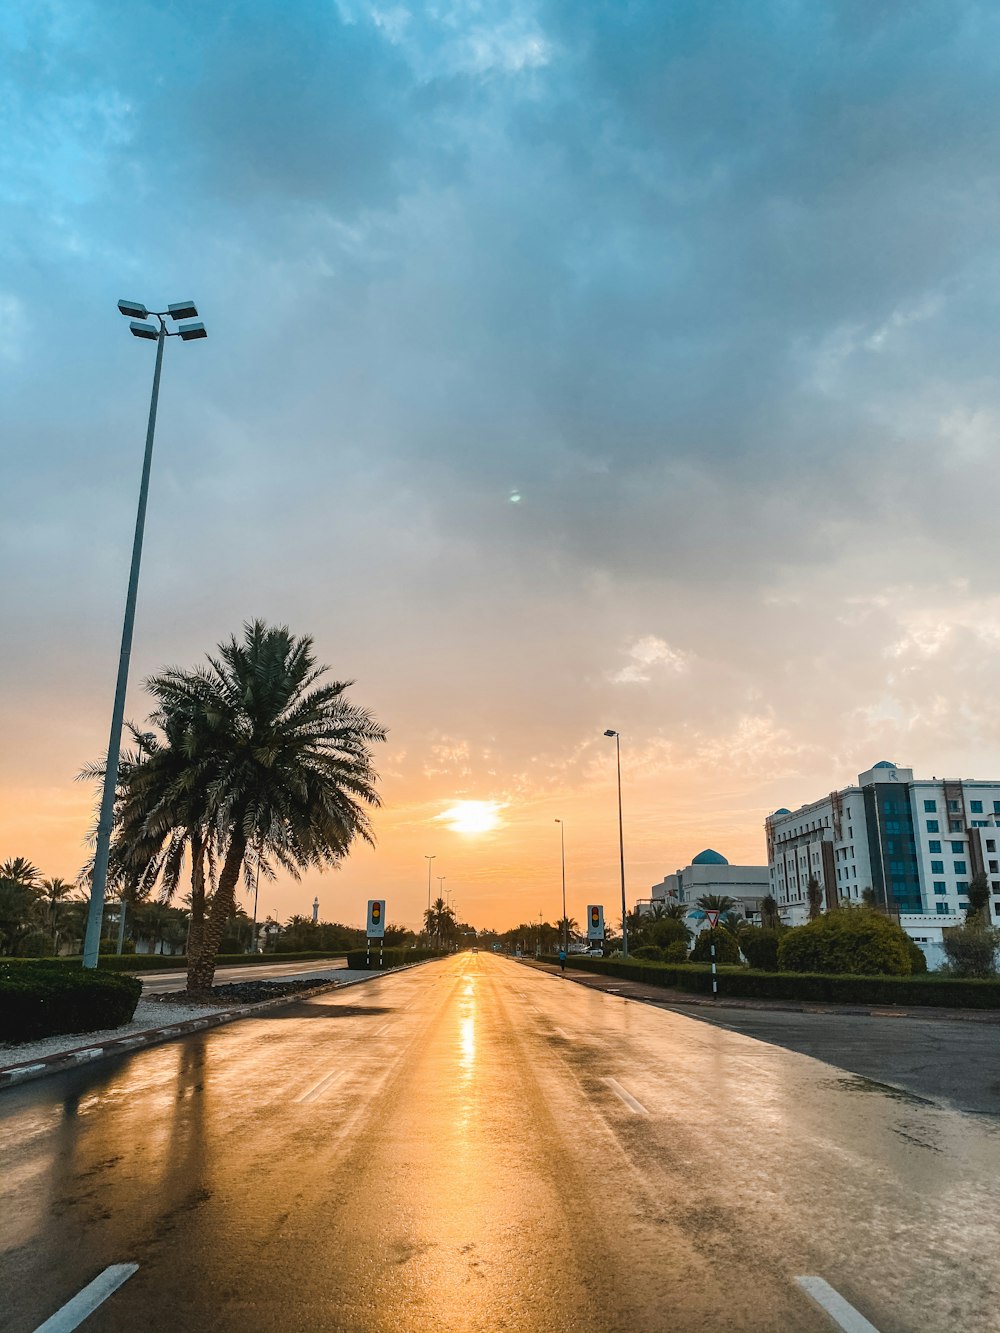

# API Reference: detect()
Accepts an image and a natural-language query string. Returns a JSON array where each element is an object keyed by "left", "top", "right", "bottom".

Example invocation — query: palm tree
[
  {"left": 806, "top": 877, "right": 824, "bottom": 920},
  {"left": 0, "top": 858, "right": 44, "bottom": 955},
  {"left": 760, "top": 894, "right": 780, "bottom": 930},
  {"left": 424, "top": 897, "right": 456, "bottom": 946},
  {"left": 720, "top": 910, "right": 747, "bottom": 937},
  {"left": 696, "top": 894, "right": 736, "bottom": 915},
  {"left": 42, "top": 878, "right": 79, "bottom": 954},
  {"left": 147, "top": 622, "right": 385, "bottom": 992},
  {"left": 661, "top": 902, "right": 688, "bottom": 920}
]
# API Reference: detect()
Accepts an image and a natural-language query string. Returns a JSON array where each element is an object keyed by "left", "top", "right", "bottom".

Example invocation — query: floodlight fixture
[
  {"left": 130, "top": 320, "right": 160, "bottom": 341},
  {"left": 118, "top": 299, "right": 149, "bottom": 320},
  {"left": 167, "top": 300, "right": 199, "bottom": 321},
  {"left": 177, "top": 321, "right": 207, "bottom": 341},
  {"left": 604, "top": 728, "right": 617, "bottom": 738}
]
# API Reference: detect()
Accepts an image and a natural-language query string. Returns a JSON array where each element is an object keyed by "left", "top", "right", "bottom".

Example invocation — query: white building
[
  {"left": 646, "top": 849, "right": 770, "bottom": 926},
  {"left": 766, "top": 760, "right": 1000, "bottom": 967}
]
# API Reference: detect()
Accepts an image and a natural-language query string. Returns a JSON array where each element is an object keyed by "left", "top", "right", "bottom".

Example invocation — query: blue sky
[{"left": 5, "top": 1, "right": 1000, "bottom": 927}]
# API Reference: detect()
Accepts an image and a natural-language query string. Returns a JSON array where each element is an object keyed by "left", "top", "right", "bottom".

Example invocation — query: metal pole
[
  {"left": 115, "top": 892, "right": 128, "bottom": 955},
  {"left": 425, "top": 854, "right": 435, "bottom": 939},
  {"left": 557, "top": 820, "right": 567, "bottom": 953},
  {"left": 711, "top": 939, "right": 717, "bottom": 997},
  {"left": 615, "top": 732, "right": 628, "bottom": 958},
  {"left": 83, "top": 324, "right": 166, "bottom": 968},
  {"left": 249, "top": 851, "right": 261, "bottom": 954}
]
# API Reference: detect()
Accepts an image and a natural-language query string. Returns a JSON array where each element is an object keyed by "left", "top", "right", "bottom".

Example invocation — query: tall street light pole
[
  {"left": 555, "top": 819, "right": 567, "bottom": 953},
  {"left": 424, "top": 854, "right": 436, "bottom": 939},
  {"left": 82, "top": 300, "right": 207, "bottom": 969},
  {"left": 604, "top": 729, "right": 628, "bottom": 958}
]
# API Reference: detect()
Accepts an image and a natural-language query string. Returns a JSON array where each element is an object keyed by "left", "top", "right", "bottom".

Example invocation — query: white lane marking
[
  {"left": 554, "top": 1028, "right": 571, "bottom": 1041},
  {"left": 294, "top": 1070, "right": 345, "bottom": 1104},
  {"left": 33, "top": 1263, "right": 139, "bottom": 1332},
  {"left": 604, "top": 1077, "right": 649, "bottom": 1116},
  {"left": 795, "top": 1277, "right": 881, "bottom": 1332},
  {"left": 371, "top": 1023, "right": 390, "bottom": 1037}
]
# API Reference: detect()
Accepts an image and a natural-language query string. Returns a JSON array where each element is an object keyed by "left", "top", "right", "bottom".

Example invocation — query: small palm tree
[
  {"left": 760, "top": 894, "right": 780, "bottom": 930},
  {"left": 424, "top": 897, "right": 456, "bottom": 946},
  {"left": 806, "top": 877, "right": 824, "bottom": 920},
  {"left": 661, "top": 902, "right": 688, "bottom": 920},
  {"left": 696, "top": 894, "right": 736, "bottom": 915},
  {"left": 42, "top": 878, "right": 79, "bottom": 954}
]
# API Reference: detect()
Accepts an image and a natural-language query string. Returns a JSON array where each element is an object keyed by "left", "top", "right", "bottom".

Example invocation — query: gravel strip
[{"left": 0, "top": 997, "right": 219, "bottom": 1067}]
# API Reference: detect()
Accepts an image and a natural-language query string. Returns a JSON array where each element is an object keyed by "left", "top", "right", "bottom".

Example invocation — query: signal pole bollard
[
  {"left": 711, "top": 941, "right": 717, "bottom": 998},
  {"left": 366, "top": 937, "right": 371, "bottom": 969},
  {"left": 379, "top": 939, "right": 384, "bottom": 969}
]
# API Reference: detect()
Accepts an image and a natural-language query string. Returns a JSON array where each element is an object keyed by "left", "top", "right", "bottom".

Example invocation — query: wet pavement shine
[{"left": 2, "top": 953, "right": 999, "bottom": 1331}]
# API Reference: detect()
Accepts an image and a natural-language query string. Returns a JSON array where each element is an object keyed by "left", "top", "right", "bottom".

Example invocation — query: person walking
[{"left": 558, "top": 946, "right": 567, "bottom": 975}]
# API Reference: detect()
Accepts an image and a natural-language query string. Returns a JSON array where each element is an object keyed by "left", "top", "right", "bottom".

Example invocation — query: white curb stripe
[
  {"left": 294, "top": 1070, "right": 344, "bottom": 1104},
  {"left": 33, "top": 1263, "right": 138, "bottom": 1332},
  {"left": 604, "top": 1077, "right": 649, "bottom": 1115},
  {"left": 795, "top": 1277, "right": 880, "bottom": 1332}
]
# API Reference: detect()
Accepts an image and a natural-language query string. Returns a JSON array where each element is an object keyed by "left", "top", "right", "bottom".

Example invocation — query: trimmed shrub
[
  {"left": 5, "top": 950, "right": 351, "bottom": 973},
  {"left": 632, "top": 945, "right": 665, "bottom": 961},
  {"left": 777, "top": 908, "right": 912, "bottom": 976},
  {"left": 345, "top": 947, "right": 449, "bottom": 970},
  {"left": 0, "top": 961, "right": 142, "bottom": 1043},
  {"left": 690, "top": 927, "right": 741, "bottom": 965},
  {"left": 562, "top": 956, "right": 1000, "bottom": 1008},
  {"left": 739, "top": 927, "right": 781, "bottom": 971},
  {"left": 942, "top": 922, "right": 1000, "bottom": 978},
  {"left": 662, "top": 940, "right": 689, "bottom": 964},
  {"left": 905, "top": 937, "right": 928, "bottom": 975}
]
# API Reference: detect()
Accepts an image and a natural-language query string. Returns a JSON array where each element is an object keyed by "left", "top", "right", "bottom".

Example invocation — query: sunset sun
[{"left": 436, "top": 800, "right": 504, "bottom": 834}]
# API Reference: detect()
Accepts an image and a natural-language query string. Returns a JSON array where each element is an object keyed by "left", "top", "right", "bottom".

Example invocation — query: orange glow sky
[{"left": 6, "top": 4, "right": 1000, "bottom": 933}]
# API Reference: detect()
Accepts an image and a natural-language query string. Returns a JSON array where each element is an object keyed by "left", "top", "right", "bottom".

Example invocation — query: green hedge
[
  {"left": 3, "top": 951, "right": 349, "bottom": 973},
  {"left": 1, "top": 961, "right": 143, "bottom": 1043},
  {"left": 563, "top": 956, "right": 1000, "bottom": 1009},
  {"left": 345, "top": 947, "right": 449, "bottom": 970}
]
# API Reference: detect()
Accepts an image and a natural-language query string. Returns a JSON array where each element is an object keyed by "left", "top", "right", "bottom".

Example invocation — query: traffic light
[
  {"left": 590, "top": 906, "right": 599, "bottom": 928},
  {"left": 372, "top": 901, "right": 382, "bottom": 924}
]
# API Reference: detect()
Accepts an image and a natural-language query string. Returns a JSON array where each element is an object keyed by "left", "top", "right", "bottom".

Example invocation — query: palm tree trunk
[
  {"left": 184, "top": 831, "right": 207, "bottom": 989},
  {"left": 187, "top": 828, "right": 246, "bottom": 993}
]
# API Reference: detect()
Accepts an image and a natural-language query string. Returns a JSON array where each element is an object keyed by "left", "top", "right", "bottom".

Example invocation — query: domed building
[{"left": 646, "top": 847, "right": 770, "bottom": 920}]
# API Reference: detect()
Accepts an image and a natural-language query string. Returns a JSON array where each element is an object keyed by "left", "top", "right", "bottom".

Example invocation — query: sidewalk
[{"left": 519, "top": 959, "right": 1000, "bottom": 1024}]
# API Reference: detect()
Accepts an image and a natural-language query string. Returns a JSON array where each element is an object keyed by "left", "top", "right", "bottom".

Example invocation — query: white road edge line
[
  {"left": 795, "top": 1276, "right": 881, "bottom": 1333},
  {"left": 294, "top": 1070, "right": 344, "bottom": 1104},
  {"left": 554, "top": 1028, "right": 571, "bottom": 1040},
  {"left": 33, "top": 1263, "right": 139, "bottom": 1333},
  {"left": 604, "top": 1077, "right": 649, "bottom": 1116}
]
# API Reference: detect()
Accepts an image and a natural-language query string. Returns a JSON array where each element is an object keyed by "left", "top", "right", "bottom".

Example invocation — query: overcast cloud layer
[{"left": 5, "top": 1, "right": 1000, "bottom": 928}]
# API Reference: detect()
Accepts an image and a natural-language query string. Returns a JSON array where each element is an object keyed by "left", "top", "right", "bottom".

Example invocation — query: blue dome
[
  {"left": 873, "top": 760, "right": 896, "bottom": 769},
  {"left": 773, "top": 808, "right": 791, "bottom": 815},
  {"left": 692, "top": 848, "right": 729, "bottom": 866}
]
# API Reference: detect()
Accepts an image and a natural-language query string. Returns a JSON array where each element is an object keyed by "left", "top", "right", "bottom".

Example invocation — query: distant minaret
[{"left": 312, "top": 897, "right": 319, "bottom": 924}]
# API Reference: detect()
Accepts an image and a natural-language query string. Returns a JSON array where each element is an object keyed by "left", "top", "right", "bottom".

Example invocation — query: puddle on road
[{"left": 825, "top": 1073, "right": 936, "bottom": 1109}]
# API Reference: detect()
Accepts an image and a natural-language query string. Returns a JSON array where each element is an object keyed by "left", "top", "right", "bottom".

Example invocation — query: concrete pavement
[{"left": 3, "top": 953, "right": 999, "bottom": 1331}]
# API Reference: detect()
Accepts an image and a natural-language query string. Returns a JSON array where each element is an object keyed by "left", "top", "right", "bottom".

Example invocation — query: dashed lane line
[
  {"left": 795, "top": 1276, "right": 881, "bottom": 1332},
  {"left": 294, "top": 1070, "right": 345, "bottom": 1104},
  {"left": 33, "top": 1263, "right": 138, "bottom": 1333},
  {"left": 603, "top": 1077, "right": 649, "bottom": 1116},
  {"left": 554, "top": 1028, "right": 572, "bottom": 1041}
]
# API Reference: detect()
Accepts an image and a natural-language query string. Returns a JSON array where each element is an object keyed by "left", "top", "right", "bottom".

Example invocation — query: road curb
[{"left": 0, "top": 959, "right": 435, "bottom": 1094}]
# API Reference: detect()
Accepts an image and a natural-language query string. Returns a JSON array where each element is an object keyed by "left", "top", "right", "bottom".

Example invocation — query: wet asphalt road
[{"left": 3, "top": 953, "right": 999, "bottom": 1332}]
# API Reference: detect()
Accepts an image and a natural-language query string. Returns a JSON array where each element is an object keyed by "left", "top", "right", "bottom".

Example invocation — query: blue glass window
[
  {"left": 926, "top": 820, "right": 939, "bottom": 833},
  {"left": 994, "top": 802, "right": 1000, "bottom": 814},
  {"left": 936, "top": 903, "right": 951, "bottom": 914},
  {"left": 951, "top": 841, "right": 964, "bottom": 853},
  {"left": 954, "top": 862, "right": 967, "bottom": 875},
  {"left": 948, "top": 800, "right": 960, "bottom": 812},
  {"left": 928, "top": 840, "right": 941, "bottom": 853},
  {"left": 924, "top": 799, "right": 937, "bottom": 812},
  {"left": 971, "top": 800, "right": 983, "bottom": 814},
  {"left": 933, "top": 883, "right": 947, "bottom": 895},
  {"left": 885, "top": 820, "right": 901, "bottom": 834},
  {"left": 930, "top": 861, "right": 944, "bottom": 874}
]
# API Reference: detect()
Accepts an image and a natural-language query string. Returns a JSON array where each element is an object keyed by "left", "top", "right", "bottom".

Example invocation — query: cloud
[{"left": 611, "top": 635, "right": 690, "bottom": 684}]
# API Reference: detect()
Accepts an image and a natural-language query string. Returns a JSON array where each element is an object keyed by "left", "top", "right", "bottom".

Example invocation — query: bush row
[
  {"left": 345, "top": 947, "right": 450, "bottom": 970},
  {"left": 1, "top": 961, "right": 143, "bottom": 1044},
  {"left": 563, "top": 957, "right": 1000, "bottom": 1009},
  {"left": 3, "top": 950, "right": 350, "bottom": 973}
]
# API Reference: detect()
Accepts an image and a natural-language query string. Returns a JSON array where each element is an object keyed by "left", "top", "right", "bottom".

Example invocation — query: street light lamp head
[
  {"left": 177, "top": 321, "right": 207, "bottom": 341},
  {"left": 604, "top": 729, "right": 618, "bottom": 738},
  {"left": 129, "top": 320, "right": 159, "bottom": 341},
  {"left": 167, "top": 300, "right": 199, "bottom": 320},
  {"left": 118, "top": 299, "right": 148, "bottom": 320}
]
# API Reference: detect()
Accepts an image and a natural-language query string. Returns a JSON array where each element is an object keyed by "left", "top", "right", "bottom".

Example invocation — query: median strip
[
  {"left": 795, "top": 1276, "right": 880, "bottom": 1332},
  {"left": 33, "top": 1263, "right": 138, "bottom": 1332}
]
